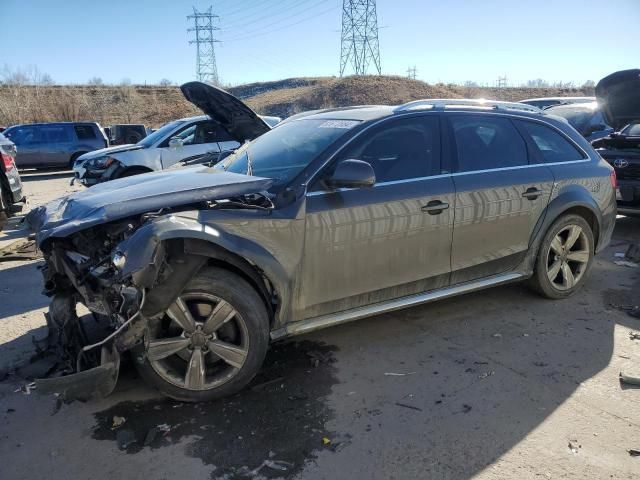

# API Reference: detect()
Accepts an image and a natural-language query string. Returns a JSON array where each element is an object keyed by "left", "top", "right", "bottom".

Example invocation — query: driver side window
[{"left": 333, "top": 116, "right": 441, "bottom": 183}]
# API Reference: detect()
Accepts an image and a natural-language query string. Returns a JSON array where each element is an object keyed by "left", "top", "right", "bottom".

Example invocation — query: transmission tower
[
  {"left": 496, "top": 75, "right": 508, "bottom": 88},
  {"left": 339, "top": 0, "right": 381, "bottom": 76},
  {"left": 406, "top": 66, "right": 417, "bottom": 80},
  {"left": 187, "top": 6, "right": 220, "bottom": 85}
]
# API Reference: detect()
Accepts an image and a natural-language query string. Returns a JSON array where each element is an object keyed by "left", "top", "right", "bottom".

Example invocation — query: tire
[
  {"left": 133, "top": 267, "right": 269, "bottom": 402},
  {"left": 530, "top": 214, "right": 595, "bottom": 299},
  {"left": 117, "top": 167, "right": 151, "bottom": 179}
]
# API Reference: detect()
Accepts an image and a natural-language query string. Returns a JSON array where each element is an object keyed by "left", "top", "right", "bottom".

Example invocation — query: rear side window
[
  {"left": 449, "top": 115, "right": 528, "bottom": 172},
  {"left": 517, "top": 121, "right": 585, "bottom": 163},
  {"left": 74, "top": 125, "right": 96, "bottom": 140}
]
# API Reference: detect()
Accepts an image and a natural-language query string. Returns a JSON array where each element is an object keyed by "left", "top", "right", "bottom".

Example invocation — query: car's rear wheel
[
  {"left": 530, "top": 214, "right": 594, "bottom": 299},
  {"left": 133, "top": 267, "right": 269, "bottom": 402}
]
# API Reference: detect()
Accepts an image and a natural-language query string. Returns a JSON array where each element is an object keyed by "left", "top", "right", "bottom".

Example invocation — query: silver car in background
[{"left": 73, "top": 82, "right": 281, "bottom": 185}]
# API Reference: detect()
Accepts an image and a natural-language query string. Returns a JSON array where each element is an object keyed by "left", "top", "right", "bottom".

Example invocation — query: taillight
[
  {"left": 610, "top": 169, "right": 617, "bottom": 189},
  {"left": 1, "top": 152, "right": 14, "bottom": 171}
]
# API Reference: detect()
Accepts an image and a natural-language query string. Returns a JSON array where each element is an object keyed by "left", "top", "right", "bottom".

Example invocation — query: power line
[
  {"left": 222, "top": 4, "right": 338, "bottom": 42},
  {"left": 187, "top": 6, "right": 221, "bottom": 85},
  {"left": 407, "top": 66, "right": 417, "bottom": 80},
  {"left": 221, "top": 0, "right": 328, "bottom": 33},
  {"left": 220, "top": 0, "right": 317, "bottom": 30},
  {"left": 340, "top": 0, "right": 382, "bottom": 76}
]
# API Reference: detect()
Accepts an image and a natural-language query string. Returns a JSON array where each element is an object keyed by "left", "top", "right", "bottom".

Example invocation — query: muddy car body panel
[{"left": 30, "top": 99, "right": 616, "bottom": 401}]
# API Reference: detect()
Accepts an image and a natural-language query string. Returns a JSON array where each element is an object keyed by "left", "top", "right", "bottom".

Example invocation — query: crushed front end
[{"left": 25, "top": 167, "right": 274, "bottom": 400}]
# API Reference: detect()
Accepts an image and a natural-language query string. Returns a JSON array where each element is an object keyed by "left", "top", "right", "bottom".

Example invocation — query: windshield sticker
[{"left": 318, "top": 120, "right": 360, "bottom": 129}]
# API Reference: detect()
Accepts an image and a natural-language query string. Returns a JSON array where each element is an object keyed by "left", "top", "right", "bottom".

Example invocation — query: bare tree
[
  {"left": 88, "top": 76, "right": 104, "bottom": 86},
  {"left": 526, "top": 79, "right": 549, "bottom": 88},
  {"left": 159, "top": 78, "right": 173, "bottom": 86}
]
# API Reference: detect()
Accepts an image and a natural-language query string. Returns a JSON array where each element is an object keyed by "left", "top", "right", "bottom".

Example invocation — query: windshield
[
  {"left": 137, "top": 120, "right": 187, "bottom": 148},
  {"left": 547, "top": 106, "right": 595, "bottom": 132},
  {"left": 214, "top": 118, "right": 360, "bottom": 187}
]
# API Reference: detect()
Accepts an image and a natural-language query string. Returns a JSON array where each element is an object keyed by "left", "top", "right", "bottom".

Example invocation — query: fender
[
  {"left": 524, "top": 184, "right": 602, "bottom": 272},
  {"left": 115, "top": 214, "right": 293, "bottom": 325}
]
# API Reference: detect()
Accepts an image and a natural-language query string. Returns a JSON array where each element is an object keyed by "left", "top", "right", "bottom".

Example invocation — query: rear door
[
  {"left": 159, "top": 120, "right": 222, "bottom": 168},
  {"left": 301, "top": 114, "right": 455, "bottom": 318},
  {"left": 446, "top": 113, "right": 555, "bottom": 284}
]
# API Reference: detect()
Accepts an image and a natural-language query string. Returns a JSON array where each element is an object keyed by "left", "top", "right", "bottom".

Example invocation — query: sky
[{"left": 2, "top": 0, "right": 639, "bottom": 87}]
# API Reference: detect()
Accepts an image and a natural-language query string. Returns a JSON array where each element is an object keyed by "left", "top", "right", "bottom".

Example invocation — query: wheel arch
[
  {"left": 526, "top": 187, "right": 602, "bottom": 272},
  {"left": 117, "top": 216, "right": 290, "bottom": 326}
]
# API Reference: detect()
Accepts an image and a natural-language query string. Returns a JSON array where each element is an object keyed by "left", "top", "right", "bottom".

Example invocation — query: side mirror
[
  {"left": 325, "top": 159, "right": 375, "bottom": 189},
  {"left": 168, "top": 137, "right": 184, "bottom": 149}
]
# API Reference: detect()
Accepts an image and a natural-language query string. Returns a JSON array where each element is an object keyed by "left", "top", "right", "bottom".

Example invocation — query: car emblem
[{"left": 613, "top": 159, "right": 629, "bottom": 168}]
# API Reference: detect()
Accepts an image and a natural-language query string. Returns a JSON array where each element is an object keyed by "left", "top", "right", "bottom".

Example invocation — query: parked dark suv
[
  {"left": 4, "top": 122, "right": 108, "bottom": 169},
  {"left": 27, "top": 97, "right": 616, "bottom": 402}
]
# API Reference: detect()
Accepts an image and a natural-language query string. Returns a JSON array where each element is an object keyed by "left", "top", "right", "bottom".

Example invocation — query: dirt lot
[{"left": 0, "top": 171, "right": 639, "bottom": 480}]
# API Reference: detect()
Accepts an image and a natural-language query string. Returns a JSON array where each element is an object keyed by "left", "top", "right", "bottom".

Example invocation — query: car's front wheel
[
  {"left": 530, "top": 214, "right": 594, "bottom": 299},
  {"left": 133, "top": 267, "right": 269, "bottom": 402}
]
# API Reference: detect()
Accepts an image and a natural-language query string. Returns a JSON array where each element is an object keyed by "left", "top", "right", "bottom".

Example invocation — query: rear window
[
  {"left": 449, "top": 115, "right": 528, "bottom": 172},
  {"left": 74, "top": 125, "right": 96, "bottom": 140},
  {"left": 517, "top": 121, "right": 586, "bottom": 163}
]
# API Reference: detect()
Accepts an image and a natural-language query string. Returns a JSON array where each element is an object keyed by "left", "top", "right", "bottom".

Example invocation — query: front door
[
  {"left": 446, "top": 113, "right": 555, "bottom": 283},
  {"left": 300, "top": 115, "right": 455, "bottom": 319}
]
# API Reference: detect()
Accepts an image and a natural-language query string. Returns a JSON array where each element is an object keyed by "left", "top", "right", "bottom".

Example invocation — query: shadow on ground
[{"left": 1, "top": 218, "right": 638, "bottom": 479}]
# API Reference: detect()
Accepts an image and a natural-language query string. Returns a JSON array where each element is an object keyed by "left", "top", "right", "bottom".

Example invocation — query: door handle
[
  {"left": 522, "top": 187, "right": 545, "bottom": 200},
  {"left": 421, "top": 200, "right": 449, "bottom": 215}
]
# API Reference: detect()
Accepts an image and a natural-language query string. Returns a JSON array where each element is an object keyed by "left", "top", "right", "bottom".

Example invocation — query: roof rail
[{"left": 394, "top": 98, "right": 543, "bottom": 114}]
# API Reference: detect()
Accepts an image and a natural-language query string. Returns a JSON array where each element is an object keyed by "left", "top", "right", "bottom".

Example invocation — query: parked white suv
[{"left": 73, "top": 83, "right": 280, "bottom": 186}]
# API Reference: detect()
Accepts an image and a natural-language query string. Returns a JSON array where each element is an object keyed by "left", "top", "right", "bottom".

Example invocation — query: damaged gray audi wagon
[{"left": 27, "top": 87, "right": 617, "bottom": 401}]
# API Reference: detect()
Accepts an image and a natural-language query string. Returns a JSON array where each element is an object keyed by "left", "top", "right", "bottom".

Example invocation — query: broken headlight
[{"left": 86, "top": 156, "right": 116, "bottom": 170}]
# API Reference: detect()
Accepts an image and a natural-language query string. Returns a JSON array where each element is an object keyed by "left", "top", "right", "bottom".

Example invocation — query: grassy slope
[{"left": 0, "top": 76, "right": 593, "bottom": 127}]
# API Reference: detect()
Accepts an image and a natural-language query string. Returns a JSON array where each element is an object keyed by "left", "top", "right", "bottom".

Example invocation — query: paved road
[{"left": 0, "top": 171, "right": 639, "bottom": 479}]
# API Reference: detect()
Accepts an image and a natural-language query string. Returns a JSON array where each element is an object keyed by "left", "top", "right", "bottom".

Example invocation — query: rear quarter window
[
  {"left": 517, "top": 121, "right": 586, "bottom": 163},
  {"left": 74, "top": 125, "right": 97, "bottom": 140}
]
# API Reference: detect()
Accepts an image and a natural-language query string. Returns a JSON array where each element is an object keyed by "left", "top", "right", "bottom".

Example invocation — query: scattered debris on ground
[
  {"left": 629, "top": 332, "right": 640, "bottom": 341},
  {"left": 568, "top": 440, "right": 581, "bottom": 454},
  {"left": 111, "top": 415, "right": 126, "bottom": 429},
  {"left": 0, "top": 237, "right": 41, "bottom": 262},
  {"left": 619, "top": 372, "right": 640, "bottom": 387},
  {"left": 384, "top": 371, "right": 416, "bottom": 376},
  {"left": 614, "top": 260, "right": 638, "bottom": 268},
  {"left": 629, "top": 449, "right": 640, "bottom": 457},
  {"left": 395, "top": 402, "right": 423, "bottom": 412},
  {"left": 478, "top": 371, "right": 495, "bottom": 379},
  {"left": 625, "top": 244, "right": 640, "bottom": 263}
]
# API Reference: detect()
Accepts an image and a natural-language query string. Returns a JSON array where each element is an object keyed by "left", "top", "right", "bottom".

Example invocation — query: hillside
[{"left": 0, "top": 76, "right": 594, "bottom": 127}]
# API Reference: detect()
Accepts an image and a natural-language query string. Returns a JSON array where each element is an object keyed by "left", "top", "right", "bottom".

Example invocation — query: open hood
[
  {"left": 26, "top": 167, "right": 272, "bottom": 243},
  {"left": 180, "top": 82, "right": 271, "bottom": 143},
  {"left": 596, "top": 69, "right": 640, "bottom": 130}
]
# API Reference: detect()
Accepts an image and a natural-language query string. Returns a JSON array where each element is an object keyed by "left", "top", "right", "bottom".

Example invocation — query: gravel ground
[{"left": 0, "top": 170, "right": 639, "bottom": 480}]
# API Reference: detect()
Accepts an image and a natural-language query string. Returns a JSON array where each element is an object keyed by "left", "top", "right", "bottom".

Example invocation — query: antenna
[
  {"left": 340, "top": 0, "right": 382, "bottom": 76},
  {"left": 187, "top": 6, "right": 221, "bottom": 85}
]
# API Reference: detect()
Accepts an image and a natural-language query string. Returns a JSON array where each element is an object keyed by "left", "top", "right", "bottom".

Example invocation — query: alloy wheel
[
  {"left": 146, "top": 293, "right": 249, "bottom": 391},
  {"left": 546, "top": 224, "right": 590, "bottom": 291}
]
